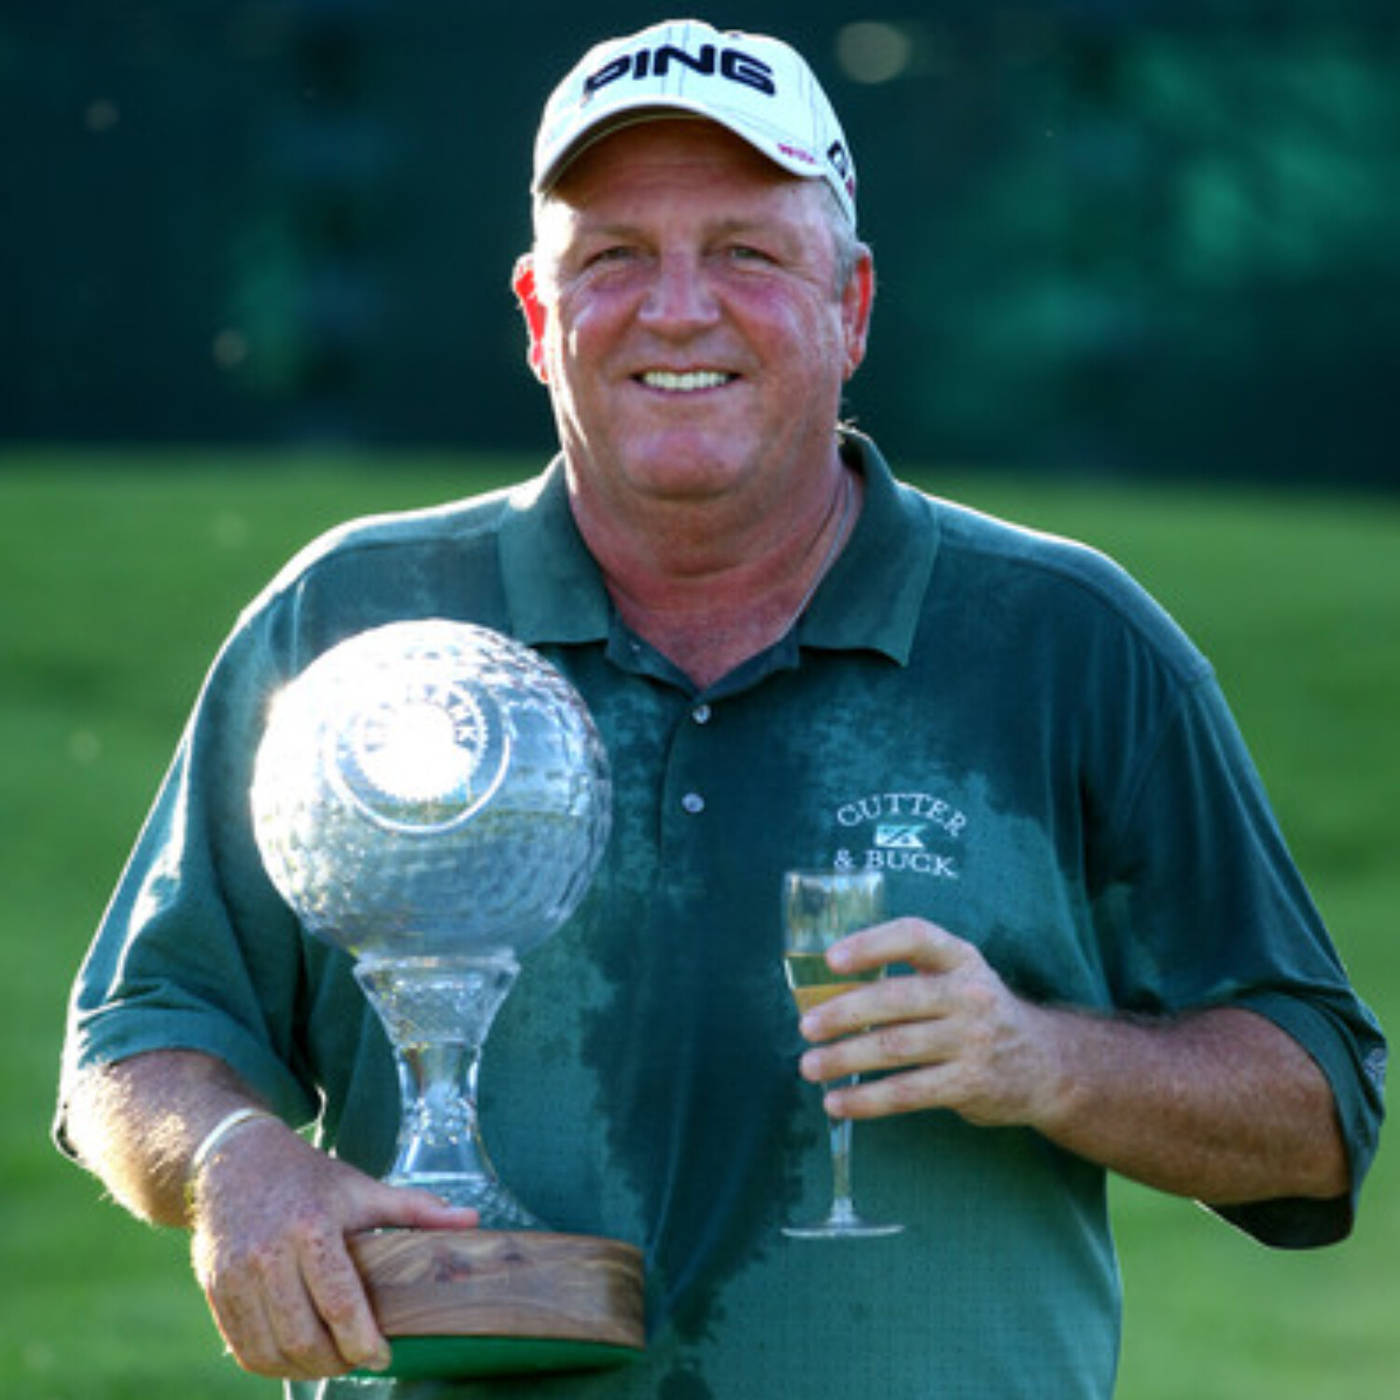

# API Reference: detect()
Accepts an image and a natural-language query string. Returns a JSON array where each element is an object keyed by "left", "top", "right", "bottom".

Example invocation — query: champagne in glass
[{"left": 782, "top": 868, "right": 903, "bottom": 1240}]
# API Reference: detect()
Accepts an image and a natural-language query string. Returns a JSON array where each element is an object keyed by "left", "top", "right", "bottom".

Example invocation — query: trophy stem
[{"left": 355, "top": 952, "right": 542, "bottom": 1229}]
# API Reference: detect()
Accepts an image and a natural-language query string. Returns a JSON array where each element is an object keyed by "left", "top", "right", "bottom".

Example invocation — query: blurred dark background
[{"left": 4, "top": 1, "right": 1397, "bottom": 484}]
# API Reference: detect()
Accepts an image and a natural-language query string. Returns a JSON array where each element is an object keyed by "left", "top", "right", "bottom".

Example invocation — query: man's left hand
[{"left": 796, "top": 917, "right": 1065, "bottom": 1128}]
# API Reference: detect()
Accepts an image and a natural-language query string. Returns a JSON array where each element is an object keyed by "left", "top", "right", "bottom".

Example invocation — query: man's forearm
[
  {"left": 1023, "top": 1004, "right": 1350, "bottom": 1205},
  {"left": 802, "top": 920, "right": 1352, "bottom": 1208},
  {"left": 65, "top": 1049, "right": 274, "bottom": 1227}
]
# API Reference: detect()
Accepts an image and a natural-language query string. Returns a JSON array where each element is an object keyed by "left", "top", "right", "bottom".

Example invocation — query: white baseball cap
[{"left": 532, "top": 19, "right": 857, "bottom": 228}]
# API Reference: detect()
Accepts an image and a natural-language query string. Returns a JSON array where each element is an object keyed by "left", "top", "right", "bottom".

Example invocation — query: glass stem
[{"left": 826, "top": 1075, "right": 858, "bottom": 1223}]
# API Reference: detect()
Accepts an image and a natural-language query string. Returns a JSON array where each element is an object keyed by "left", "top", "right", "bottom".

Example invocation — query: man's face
[{"left": 517, "top": 120, "right": 872, "bottom": 520}]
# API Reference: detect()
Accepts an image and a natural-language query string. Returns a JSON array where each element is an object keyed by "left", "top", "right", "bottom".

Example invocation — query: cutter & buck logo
[{"left": 831, "top": 790, "right": 967, "bottom": 880}]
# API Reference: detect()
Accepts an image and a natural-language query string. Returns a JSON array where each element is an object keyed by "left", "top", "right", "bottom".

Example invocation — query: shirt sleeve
[
  {"left": 55, "top": 602, "right": 321, "bottom": 1154},
  {"left": 1095, "top": 672, "right": 1387, "bottom": 1247}
]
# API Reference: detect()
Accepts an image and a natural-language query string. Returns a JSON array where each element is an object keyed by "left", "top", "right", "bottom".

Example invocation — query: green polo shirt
[{"left": 59, "top": 435, "right": 1385, "bottom": 1399}]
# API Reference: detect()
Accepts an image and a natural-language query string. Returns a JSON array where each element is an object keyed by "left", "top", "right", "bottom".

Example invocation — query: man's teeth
[{"left": 641, "top": 370, "right": 732, "bottom": 392}]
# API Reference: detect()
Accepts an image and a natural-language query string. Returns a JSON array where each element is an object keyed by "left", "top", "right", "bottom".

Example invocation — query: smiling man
[
  {"left": 58, "top": 19, "right": 1384, "bottom": 1400},
  {"left": 514, "top": 68, "right": 873, "bottom": 689},
  {"left": 514, "top": 118, "right": 870, "bottom": 687}
]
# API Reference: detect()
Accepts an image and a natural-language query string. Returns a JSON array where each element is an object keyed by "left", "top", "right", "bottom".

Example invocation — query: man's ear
[
  {"left": 511, "top": 255, "right": 550, "bottom": 384},
  {"left": 840, "top": 247, "right": 876, "bottom": 382}
]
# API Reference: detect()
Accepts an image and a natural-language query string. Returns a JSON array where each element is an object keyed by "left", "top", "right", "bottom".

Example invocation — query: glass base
[
  {"left": 783, "top": 1218, "right": 904, "bottom": 1239},
  {"left": 784, "top": 1220, "right": 901, "bottom": 1243},
  {"left": 783, "top": 1201, "right": 904, "bottom": 1239}
]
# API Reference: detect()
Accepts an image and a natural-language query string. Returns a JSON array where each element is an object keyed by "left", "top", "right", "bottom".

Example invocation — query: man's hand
[
  {"left": 796, "top": 917, "right": 1063, "bottom": 1128},
  {"left": 190, "top": 1116, "right": 476, "bottom": 1380},
  {"left": 795, "top": 916, "right": 1349, "bottom": 1205}
]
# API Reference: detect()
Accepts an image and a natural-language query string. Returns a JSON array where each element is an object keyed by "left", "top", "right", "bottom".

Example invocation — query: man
[{"left": 58, "top": 19, "right": 1384, "bottom": 1399}]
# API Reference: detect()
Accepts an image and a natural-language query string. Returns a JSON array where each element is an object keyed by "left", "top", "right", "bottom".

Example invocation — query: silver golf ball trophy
[{"left": 251, "top": 619, "right": 643, "bottom": 1378}]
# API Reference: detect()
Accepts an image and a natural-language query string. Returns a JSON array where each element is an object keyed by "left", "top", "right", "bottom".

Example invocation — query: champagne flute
[{"left": 782, "top": 867, "right": 903, "bottom": 1239}]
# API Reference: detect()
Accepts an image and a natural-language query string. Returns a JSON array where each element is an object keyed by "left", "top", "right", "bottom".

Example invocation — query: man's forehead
[{"left": 529, "top": 117, "right": 847, "bottom": 277}]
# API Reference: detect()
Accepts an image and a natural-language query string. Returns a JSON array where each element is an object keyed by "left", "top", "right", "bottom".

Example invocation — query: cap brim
[{"left": 533, "top": 98, "right": 831, "bottom": 197}]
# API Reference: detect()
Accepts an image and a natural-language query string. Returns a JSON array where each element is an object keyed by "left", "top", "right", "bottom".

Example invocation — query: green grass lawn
[{"left": 2, "top": 450, "right": 1394, "bottom": 1398}]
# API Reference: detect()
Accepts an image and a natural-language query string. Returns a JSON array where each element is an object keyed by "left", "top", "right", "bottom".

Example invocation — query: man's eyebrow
[
  {"left": 708, "top": 216, "right": 805, "bottom": 255},
  {"left": 571, "top": 219, "right": 646, "bottom": 240},
  {"left": 709, "top": 216, "right": 773, "bottom": 238}
]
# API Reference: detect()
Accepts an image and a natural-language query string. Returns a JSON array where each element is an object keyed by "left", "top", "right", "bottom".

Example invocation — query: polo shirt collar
[
  {"left": 498, "top": 459, "right": 612, "bottom": 646},
  {"left": 496, "top": 434, "right": 939, "bottom": 668},
  {"left": 799, "top": 432, "right": 938, "bottom": 666}
]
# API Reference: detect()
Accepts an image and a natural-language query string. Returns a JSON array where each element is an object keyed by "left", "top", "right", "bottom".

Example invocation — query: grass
[{"left": 1, "top": 449, "right": 1395, "bottom": 1398}]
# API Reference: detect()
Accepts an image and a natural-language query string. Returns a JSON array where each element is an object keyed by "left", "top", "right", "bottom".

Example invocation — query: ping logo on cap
[{"left": 583, "top": 42, "right": 777, "bottom": 99}]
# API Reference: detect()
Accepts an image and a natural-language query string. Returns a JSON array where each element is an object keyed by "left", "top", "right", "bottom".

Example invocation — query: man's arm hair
[{"left": 65, "top": 1048, "right": 274, "bottom": 1228}]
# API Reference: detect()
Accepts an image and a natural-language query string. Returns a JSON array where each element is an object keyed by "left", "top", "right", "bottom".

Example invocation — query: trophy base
[
  {"left": 363, "top": 1335, "right": 642, "bottom": 1382},
  {"left": 349, "top": 1229, "right": 645, "bottom": 1380}
]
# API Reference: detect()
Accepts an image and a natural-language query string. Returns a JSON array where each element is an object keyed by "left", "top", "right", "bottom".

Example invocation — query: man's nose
[{"left": 638, "top": 252, "right": 719, "bottom": 332}]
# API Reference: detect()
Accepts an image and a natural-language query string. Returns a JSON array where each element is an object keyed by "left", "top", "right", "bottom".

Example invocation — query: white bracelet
[{"left": 188, "top": 1107, "right": 278, "bottom": 1187}]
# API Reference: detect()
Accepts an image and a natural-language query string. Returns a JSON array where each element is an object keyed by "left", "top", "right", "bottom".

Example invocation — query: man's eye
[
  {"left": 728, "top": 245, "right": 772, "bottom": 263},
  {"left": 588, "top": 245, "right": 637, "bottom": 267}
]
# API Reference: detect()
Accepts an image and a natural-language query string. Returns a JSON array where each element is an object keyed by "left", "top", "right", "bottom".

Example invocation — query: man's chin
[{"left": 609, "top": 439, "right": 753, "bottom": 504}]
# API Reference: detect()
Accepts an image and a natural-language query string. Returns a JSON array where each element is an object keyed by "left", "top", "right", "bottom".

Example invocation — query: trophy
[{"left": 250, "top": 619, "right": 643, "bottom": 1379}]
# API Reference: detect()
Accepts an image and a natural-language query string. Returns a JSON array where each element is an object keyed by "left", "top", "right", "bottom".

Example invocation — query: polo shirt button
[
  {"left": 681, "top": 792, "right": 706, "bottom": 815},
  {"left": 691, "top": 703, "right": 712, "bottom": 725}
]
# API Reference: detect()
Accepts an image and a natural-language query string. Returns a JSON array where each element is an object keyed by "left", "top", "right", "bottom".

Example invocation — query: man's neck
[{"left": 569, "top": 463, "right": 860, "bottom": 689}]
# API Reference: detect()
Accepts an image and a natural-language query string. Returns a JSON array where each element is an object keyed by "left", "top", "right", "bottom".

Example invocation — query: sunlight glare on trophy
[{"left": 250, "top": 619, "right": 608, "bottom": 962}]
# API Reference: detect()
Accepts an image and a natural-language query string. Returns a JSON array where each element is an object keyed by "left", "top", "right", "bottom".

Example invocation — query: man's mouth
[{"left": 637, "top": 370, "right": 736, "bottom": 392}]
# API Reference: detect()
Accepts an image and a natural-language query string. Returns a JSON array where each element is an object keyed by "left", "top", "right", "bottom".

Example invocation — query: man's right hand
[{"left": 189, "top": 1115, "right": 477, "bottom": 1379}]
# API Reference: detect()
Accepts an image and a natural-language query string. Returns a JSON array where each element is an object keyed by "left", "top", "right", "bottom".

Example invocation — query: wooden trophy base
[{"left": 349, "top": 1229, "right": 645, "bottom": 1380}]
